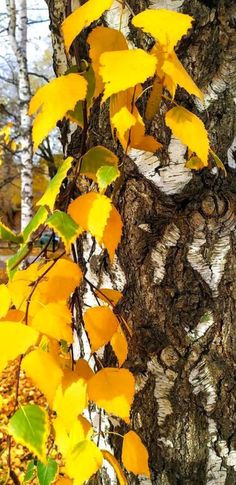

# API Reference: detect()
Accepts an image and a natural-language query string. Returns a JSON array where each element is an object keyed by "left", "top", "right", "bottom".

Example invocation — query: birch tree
[
  {"left": 6, "top": 0, "right": 33, "bottom": 230},
  {"left": 45, "top": 0, "right": 236, "bottom": 483}
]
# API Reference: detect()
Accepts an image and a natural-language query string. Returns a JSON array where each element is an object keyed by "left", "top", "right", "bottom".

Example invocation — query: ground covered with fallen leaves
[{"left": 0, "top": 360, "right": 58, "bottom": 484}]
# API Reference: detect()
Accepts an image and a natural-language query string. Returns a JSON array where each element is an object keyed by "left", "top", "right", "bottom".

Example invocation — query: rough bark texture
[{"left": 46, "top": 0, "right": 236, "bottom": 483}]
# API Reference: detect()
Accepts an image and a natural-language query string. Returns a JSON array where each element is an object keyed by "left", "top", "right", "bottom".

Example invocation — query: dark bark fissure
[{"left": 46, "top": 0, "right": 236, "bottom": 483}]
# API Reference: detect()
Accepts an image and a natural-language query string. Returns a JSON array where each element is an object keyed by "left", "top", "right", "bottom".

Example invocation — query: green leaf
[
  {"left": 37, "top": 458, "right": 58, "bottom": 485},
  {"left": 37, "top": 157, "right": 74, "bottom": 211},
  {"left": 67, "top": 66, "right": 95, "bottom": 128},
  {"left": 0, "top": 221, "right": 23, "bottom": 244},
  {"left": 8, "top": 404, "right": 49, "bottom": 461},
  {"left": 23, "top": 460, "right": 36, "bottom": 482},
  {"left": 23, "top": 206, "right": 48, "bottom": 243},
  {"left": 97, "top": 165, "right": 120, "bottom": 192},
  {"left": 46, "top": 210, "right": 82, "bottom": 252},
  {"left": 7, "top": 243, "right": 30, "bottom": 279},
  {"left": 81, "top": 146, "right": 118, "bottom": 181}
]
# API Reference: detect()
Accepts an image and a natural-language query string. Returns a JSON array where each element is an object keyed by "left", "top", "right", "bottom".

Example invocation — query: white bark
[{"left": 6, "top": 0, "right": 33, "bottom": 230}]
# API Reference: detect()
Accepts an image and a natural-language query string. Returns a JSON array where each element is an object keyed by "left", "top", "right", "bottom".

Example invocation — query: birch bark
[{"left": 6, "top": 0, "right": 33, "bottom": 230}]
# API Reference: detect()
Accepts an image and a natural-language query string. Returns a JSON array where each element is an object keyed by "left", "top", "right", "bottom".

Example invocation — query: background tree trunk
[
  {"left": 6, "top": 0, "right": 33, "bottom": 230},
  {"left": 46, "top": 0, "right": 236, "bottom": 483}
]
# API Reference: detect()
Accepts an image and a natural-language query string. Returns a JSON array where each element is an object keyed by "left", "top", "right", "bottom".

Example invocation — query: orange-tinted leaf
[
  {"left": 84, "top": 306, "right": 119, "bottom": 352},
  {"left": 62, "top": 0, "right": 113, "bottom": 52},
  {"left": 165, "top": 106, "right": 209, "bottom": 165},
  {"left": 95, "top": 288, "right": 123, "bottom": 306},
  {"left": 88, "top": 26, "right": 128, "bottom": 98},
  {"left": 111, "top": 326, "right": 128, "bottom": 367},
  {"left": 37, "top": 258, "right": 83, "bottom": 305},
  {"left": 31, "top": 302, "right": 73, "bottom": 343},
  {"left": 29, "top": 74, "right": 87, "bottom": 149},
  {"left": 68, "top": 192, "right": 112, "bottom": 243},
  {"left": 74, "top": 359, "right": 94, "bottom": 381},
  {"left": 122, "top": 431, "right": 150, "bottom": 478},
  {"left": 132, "top": 9, "right": 193, "bottom": 52},
  {"left": 87, "top": 368, "right": 135, "bottom": 422},
  {"left": 22, "top": 349, "right": 63, "bottom": 406},
  {"left": 102, "top": 205, "right": 123, "bottom": 261},
  {"left": 0, "top": 322, "right": 38, "bottom": 374},
  {"left": 102, "top": 450, "right": 127, "bottom": 485},
  {"left": 100, "top": 49, "right": 157, "bottom": 102},
  {"left": 145, "top": 76, "right": 163, "bottom": 122}
]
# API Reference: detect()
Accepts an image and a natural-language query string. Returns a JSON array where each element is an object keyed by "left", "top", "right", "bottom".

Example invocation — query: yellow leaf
[
  {"left": 68, "top": 192, "right": 112, "bottom": 243},
  {"left": 62, "top": 0, "right": 113, "bottom": 52},
  {"left": 162, "top": 51, "right": 203, "bottom": 100},
  {"left": 112, "top": 107, "right": 137, "bottom": 149},
  {"left": 0, "top": 322, "right": 38, "bottom": 373},
  {"left": 122, "top": 431, "right": 150, "bottom": 478},
  {"left": 29, "top": 74, "right": 87, "bottom": 149},
  {"left": 87, "top": 368, "right": 135, "bottom": 422},
  {"left": 55, "top": 479, "right": 72, "bottom": 485},
  {"left": 74, "top": 359, "right": 94, "bottom": 381},
  {"left": 145, "top": 76, "right": 163, "bottom": 122},
  {"left": 102, "top": 204, "right": 123, "bottom": 261},
  {"left": 129, "top": 113, "right": 162, "bottom": 152},
  {"left": 88, "top": 26, "right": 128, "bottom": 98},
  {"left": 22, "top": 349, "right": 63, "bottom": 406},
  {"left": 84, "top": 306, "right": 119, "bottom": 352},
  {"left": 102, "top": 450, "right": 127, "bottom": 485},
  {"left": 53, "top": 370, "right": 88, "bottom": 430},
  {"left": 54, "top": 415, "right": 92, "bottom": 457},
  {"left": 31, "top": 302, "right": 73, "bottom": 343},
  {"left": 66, "top": 440, "right": 103, "bottom": 484},
  {"left": 111, "top": 326, "right": 128, "bottom": 367},
  {"left": 36, "top": 258, "right": 83, "bottom": 305},
  {"left": 0, "top": 284, "right": 11, "bottom": 318},
  {"left": 99, "top": 49, "right": 157, "bottom": 101},
  {"left": 165, "top": 106, "right": 209, "bottom": 165},
  {"left": 37, "top": 157, "right": 74, "bottom": 211},
  {"left": 132, "top": 9, "right": 193, "bottom": 52},
  {"left": 95, "top": 288, "right": 123, "bottom": 306}
]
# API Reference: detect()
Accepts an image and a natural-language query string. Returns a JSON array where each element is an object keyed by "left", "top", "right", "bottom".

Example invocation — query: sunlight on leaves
[
  {"left": 84, "top": 306, "right": 119, "bottom": 352},
  {"left": 122, "top": 430, "right": 150, "bottom": 478},
  {"left": 0, "top": 322, "right": 38, "bottom": 373}
]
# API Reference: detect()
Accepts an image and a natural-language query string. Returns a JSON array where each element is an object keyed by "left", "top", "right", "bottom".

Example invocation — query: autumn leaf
[
  {"left": 81, "top": 145, "right": 119, "bottom": 182},
  {"left": 0, "top": 220, "right": 23, "bottom": 244},
  {"left": 37, "top": 157, "right": 74, "bottom": 211},
  {"left": 22, "top": 349, "right": 63, "bottom": 406},
  {"left": 96, "top": 165, "right": 120, "bottom": 192},
  {"left": 102, "top": 450, "right": 127, "bottom": 485},
  {"left": 0, "top": 322, "right": 38, "bottom": 373},
  {"left": 132, "top": 9, "right": 193, "bottom": 52},
  {"left": 87, "top": 368, "right": 135, "bottom": 421},
  {"left": 165, "top": 106, "right": 209, "bottom": 165},
  {"left": 31, "top": 302, "right": 73, "bottom": 344},
  {"left": 62, "top": 0, "right": 113, "bottom": 52},
  {"left": 111, "top": 326, "right": 128, "bottom": 367},
  {"left": 53, "top": 370, "right": 88, "bottom": 430},
  {"left": 84, "top": 306, "right": 119, "bottom": 352},
  {"left": 46, "top": 211, "right": 83, "bottom": 252},
  {"left": 66, "top": 440, "right": 103, "bottom": 484},
  {"left": 88, "top": 26, "right": 128, "bottom": 98},
  {"left": 23, "top": 206, "right": 48, "bottom": 243},
  {"left": 122, "top": 431, "right": 150, "bottom": 478},
  {"left": 29, "top": 75, "right": 87, "bottom": 149},
  {"left": 8, "top": 405, "right": 49, "bottom": 462},
  {"left": 99, "top": 49, "right": 157, "bottom": 101},
  {"left": 95, "top": 288, "right": 123, "bottom": 306},
  {"left": 0, "top": 284, "right": 11, "bottom": 318},
  {"left": 74, "top": 359, "right": 94, "bottom": 381},
  {"left": 54, "top": 415, "right": 92, "bottom": 456}
]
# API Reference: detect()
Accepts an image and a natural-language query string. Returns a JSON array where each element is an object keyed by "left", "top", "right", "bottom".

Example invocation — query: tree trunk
[
  {"left": 47, "top": 0, "right": 236, "bottom": 483},
  {"left": 6, "top": 0, "right": 33, "bottom": 230}
]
